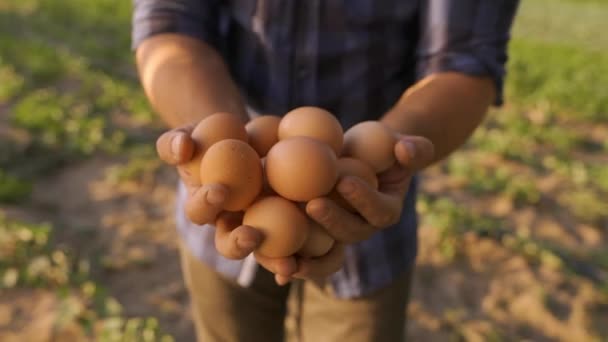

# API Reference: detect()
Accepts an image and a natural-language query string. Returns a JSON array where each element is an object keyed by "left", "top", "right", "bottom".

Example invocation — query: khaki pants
[{"left": 179, "top": 244, "right": 413, "bottom": 342}]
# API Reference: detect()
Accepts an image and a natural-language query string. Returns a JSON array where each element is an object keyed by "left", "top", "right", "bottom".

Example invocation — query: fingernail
[
  {"left": 310, "top": 202, "right": 328, "bottom": 217},
  {"left": 237, "top": 237, "right": 258, "bottom": 251},
  {"left": 207, "top": 189, "right": 226, "bottom": 205},
  {"left": 404, "top": 141, "right": 416, "bottom": 159},
  {"left": 171, "top": 134, "right": 183, "bottom": 159},
  {"left": 338, "top": 179, "right": 355, "bottom": 195}
]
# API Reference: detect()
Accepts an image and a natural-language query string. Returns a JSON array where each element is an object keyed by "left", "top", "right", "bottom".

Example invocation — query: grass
[
  {"left": 0, "top": 214, "right": 173, "bottom": 340},
  {"left": 0, "top": 0, "right": 607, "bottom": 340},
  {"left": 509, "top": 0, "right": 608, "bottom": 123},
  {"left": 0, "top": 170, "right": 32, "bottom": 203},
  {"left": 506, "top": 39, "right": 608, "bottom": 122},
  {"left": 427, "top": 0, "right": 608, "bottom": 291},
  {"left": 419, "top": 194, "right": 608, "bottom": 288},
  {"left": 445, "top": 152, "right": 541, "bottom": 206},
  {"left": 513, "top": 0, "right": 608, "bottom": 52},
  {"left": 0, "top": 0, "right": 156, "bottom": 202},
  {"left": 0, "top": 0, "right": 171, "bottom": 339}
]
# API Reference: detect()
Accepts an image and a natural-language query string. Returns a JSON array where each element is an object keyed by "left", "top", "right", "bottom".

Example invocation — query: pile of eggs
[{"left": 185, "top": 107, "right": 398, "bottom": 258}]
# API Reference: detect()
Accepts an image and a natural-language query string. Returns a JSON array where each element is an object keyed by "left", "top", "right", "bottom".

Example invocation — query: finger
[
  {"left": 185, "top": 183, "right": 228, "bottom": 225},
  {"left": 293, "top": 243, "right": 345, "bottom": 279},
  {"left": 336, "top": 176, "right": 402, "bottom": 228},
  {"left": 215, "top": 211, "right": 244, "bottom": 231},
  {"left": 156, "top": 126, "right": 196, "bottom": 165},
  {"left": 274, "top": 274, "right": 292, "bottom": 286},
  {"left": 215, "top": 222, "right": 263, "bottom": 260},
  {"left": 376, "top": 164, "right": 411, "bottom": 197},
  {"left": 394, "top": 135, "right": 435, "bottom": 172},
  {"left": 306, "top": 197, "right": 374, "bottom": 243},
  {"left": 254, "top": 252, "right": 298, "bottom": 277}
]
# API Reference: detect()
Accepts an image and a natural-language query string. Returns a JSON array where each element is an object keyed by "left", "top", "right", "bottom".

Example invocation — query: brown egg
[
  {"left": 243, "top": 196, "right": 309, "bottom": 258},
  {"left": 259, "top": 157, "right": 276, "bottom": 196},
  {"left": 298, "top": 221, "right": 335, "bottom": 258},
  {"left": 329, "top": 157, "right": 378, "bottom": 212},
  {"left": 181, "top": 112, "right": 248, "bottom": 185},
  {"left": 265, "top": 137, "right": 338, "bottom": 202},
  {"left": 342, "top": 121, "right": 396, "bottom": 173},
  {"left": 200, "top": 139, "right": 262, "bottom": 211},
  {"left": 245, "top": 115, "right": 281, "bottom": 157},
  {"left": 278, "top": 106, "right": 343, "bottom": 155}
]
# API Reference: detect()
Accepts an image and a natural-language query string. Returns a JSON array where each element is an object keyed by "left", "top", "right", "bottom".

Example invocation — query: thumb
[
  {"left": 156, "top": 124, "right": 196, "bottom": 165},
  {"left": 394, "top": 135, "right": 435, "bottom": 172}
]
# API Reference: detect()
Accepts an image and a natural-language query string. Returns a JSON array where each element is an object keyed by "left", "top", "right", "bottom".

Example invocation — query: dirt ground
[{"left": 1, "top": 153, "right": 605, "bottom": 342}]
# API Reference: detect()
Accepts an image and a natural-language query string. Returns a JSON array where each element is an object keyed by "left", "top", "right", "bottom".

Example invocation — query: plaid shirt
[{"left": 132, "top": 0, "right": 519, "bottom": 298}]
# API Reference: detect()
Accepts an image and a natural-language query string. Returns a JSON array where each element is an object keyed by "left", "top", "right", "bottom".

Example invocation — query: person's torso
[
  {"left": 177, "top": 1, "right": 421, "bottom": 298},
  {"left": 214, "top": 0, "right": 421, "bottom": 128}
]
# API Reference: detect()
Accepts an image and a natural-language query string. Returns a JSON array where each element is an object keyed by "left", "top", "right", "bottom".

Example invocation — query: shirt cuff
[
  {"left": 131, "top": 2, "right": 220, "bottom": 51},
  {"left": 417, "top": 51, "right": 506, "bottom": 106}
]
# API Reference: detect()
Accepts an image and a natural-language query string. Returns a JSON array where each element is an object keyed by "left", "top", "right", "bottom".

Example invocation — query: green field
[{"left": 1, "top": 0, "right": 607, "bottom": 340}]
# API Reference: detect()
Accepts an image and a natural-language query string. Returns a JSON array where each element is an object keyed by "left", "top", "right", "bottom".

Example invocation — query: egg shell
[
  {"left": 329, "top": 157, "right": 378, "bottom": 212},
  {"left": 297, "top": 221, "right": 335, "bottom": 258},
  {"left": 342, "top": 121, "right": 397, "bottom": 173},
  {"left": 244, "top": 196, "right": 309, "bottom": 258},
  {"left": 278, "top": 106, "right": 344, "bottom": 155},
  {"left": 265, "top": 137, "right": 338, "bottom": 202},
  {"left": 259, "top": 157, "right": 277, "bottom": 196},
  {"left": 245, "top": 115, "right": 281, "bottom": 157},
  {"left": 200, "top": 139, "right": 262, "bottom": 211},
  {"left": 181, "top": 112, "right": 248, "bottom": 185}
]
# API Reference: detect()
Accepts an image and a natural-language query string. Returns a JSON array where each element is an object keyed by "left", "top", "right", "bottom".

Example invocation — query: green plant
[
  {"left": 445, "top": 154, "right": 541, "bottom": 206},
  {"left": 0, "top": 214, "right": 62, "bottom": 288},
  {"left": 507, "top": 39, "right": 608, "bottom": 122},
  {"left": 0, "top": 61, "right": 25, "bottom": 101},
  {"left": 0, "top": 170, "right": 32, "bottom": 203},
  {"left": 418, "top": 196, "right": 606, "bottom": 290},
  {"left": 470, "top": 124, "right": 539, "bottom": 166},
  {"left": 0, "top": 214, "right": 174, "bottom": 340},
  {"left": 104, "top": 145, "right": 162, "bottom": 185},
  {"left": 12, "top": 88, "right": 127, "bottom": 155},
  {"left": 418, "top": 196, "right": 505, "bottom": 259},
  {"left": 504, "top": 177, "right": 541, "bottom": 206},
  {"left": 557, "top": 187, "right": 608, "bottom": 224},
  {"left": 588, "top": 164, "right": 608, "bottom": 193}
]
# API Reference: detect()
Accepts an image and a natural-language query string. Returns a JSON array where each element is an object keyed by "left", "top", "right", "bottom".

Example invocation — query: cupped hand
[
  {"left": 156, "top": 124, "right": 229, "bottom": 224},
  {"left": 306, "top": 135, "right": 435, "bottom": 244},
  {"left": 156, "top": 125, "right": 263, "bottom": 260},
  {"left": 255, "top": 242, "right": 345, "bottom": 286},
  {"left": 157, "top": 126, "right": 434, "bottom": 284}
]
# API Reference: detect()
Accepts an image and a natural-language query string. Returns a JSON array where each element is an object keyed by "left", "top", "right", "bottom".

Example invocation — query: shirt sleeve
[
  {"left": 416, "top": 0, "right": 520, "bottom": 105},
  {"left": 131, "top": 0, "right": 222, "bottom": 50}
]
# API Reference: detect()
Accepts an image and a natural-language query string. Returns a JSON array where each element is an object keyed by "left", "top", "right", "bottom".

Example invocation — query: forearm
[
  {"left": 135, "top": 33, "right": 247, "bottom": 128},
  {"left": 381, "top": 72, "right": 496, "bottom": 165}
]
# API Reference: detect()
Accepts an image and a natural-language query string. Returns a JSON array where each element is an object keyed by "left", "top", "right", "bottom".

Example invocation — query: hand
[
  {"left": 156, "top": 125, "right": 263, "bottom": 260},
  {"left": 306, "top": 135, "right": 435, "bottom": 243},
  {"left": 157, "top": 124, "right": 315, "bottom": 280},
  {"left": 255, "top": 243, "right": 345, "bottom": 286},
  {"left": 215, "top": 213, "right": 343, "bottom": 284},
  {"left": 157, "top": 124, "right": 230, "bottom": 224}
]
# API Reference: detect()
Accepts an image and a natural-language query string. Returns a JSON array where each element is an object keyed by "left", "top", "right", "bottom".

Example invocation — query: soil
[{"left": 0, "top": 155, "right": 605, "bottom": 341}]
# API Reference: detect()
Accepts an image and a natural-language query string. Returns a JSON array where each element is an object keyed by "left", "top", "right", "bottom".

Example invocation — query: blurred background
[{"left": 0, "top": 0, "right": 606, "bottom": 341}]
